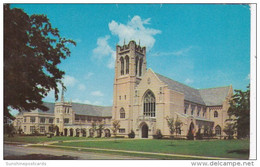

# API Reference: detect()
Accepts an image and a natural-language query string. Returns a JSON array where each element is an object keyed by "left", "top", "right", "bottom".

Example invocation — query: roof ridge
[
  {"left": 67, "top": 102, "right": 112, "bottom": 108},
  {"left": 198, "top": 85, "right": 230, "bottom": 90}
]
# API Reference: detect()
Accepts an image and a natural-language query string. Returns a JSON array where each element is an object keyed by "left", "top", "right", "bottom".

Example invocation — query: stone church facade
[
  {"left": 112, "top": 41, "right": 233, "bottom": 139},
  {"left": 13, "top": 40, "right": 233, "bottom": 139}
]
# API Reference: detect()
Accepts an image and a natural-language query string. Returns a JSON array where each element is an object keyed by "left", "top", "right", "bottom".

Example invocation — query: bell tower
[{"left": 112, "top": 40, "right": 146, "bottom": 136}]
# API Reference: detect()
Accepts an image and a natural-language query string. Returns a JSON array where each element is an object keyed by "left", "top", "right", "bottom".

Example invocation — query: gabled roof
[
  {"left": 155, "top": 73, "right": 205, "bottom": 105},
  {"left": 22, "top": 102, "right": 112, "bottom": 117},
  {"left": 199, "top": 86, "right": 230, "bottom": 106},
  {"left": 155, "top": 73, "right": 230, "bottom": 106},
  {"left": 72, "top": 103, "right": 112, "bottom": 117}
]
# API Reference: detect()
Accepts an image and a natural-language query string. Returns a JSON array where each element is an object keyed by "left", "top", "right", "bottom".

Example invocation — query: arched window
[
  {"left": 143, "top": 90, "right": 156, "bottom": 117},
  {"left": 120, "top": 108, "right": 125, "bottom": 118},
  {"left": 215, "top": 125, "right": 221, "bottom": 136},
  {"left": 139, "top": 58, "right": 143, "bottom": 76},
  {"left": 120, "top": 57, "right": 124, "bottom": 75},
  {"left": 125, "top": 55, "right": 129, "bottom": 74},
  {"left": 135, "top": 57, "right": 139, "bottom": 76},
  {"left": 214, "top": 111, "right": 218, "bottom": 118}
]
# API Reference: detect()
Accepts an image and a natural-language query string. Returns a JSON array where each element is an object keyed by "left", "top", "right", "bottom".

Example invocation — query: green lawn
[
  {"left": 53, "top": 139, "right": 249, "bottom": 159},
  {"left": 4, "top": 135, "right": 108, "bottom": 143},
  {"left": 4, "top": 135, "right": 249, "bottom": 159}
]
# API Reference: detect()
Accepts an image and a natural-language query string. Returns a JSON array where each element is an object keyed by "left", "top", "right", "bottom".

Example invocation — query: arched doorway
[
  {"left": 76, "top": 128, "right": 80, "bottom": 137},
  {"left": 89, "top": 129, "right": 94, "bottom": 137},
  {"left": 70, "top": 128, "right": 74, "bottom": 136},
  {"left": 56, "top": 126, "right": 60, "bottom": 136},
  {"left": 187, "top": 122, "right": 195, "bottom": 140},
  {"left": 215, "top": 125, "right": 221, "bottom": 136},
  {"left": 141, "top": 123, "right": 149, "bottom": 138},
  {"left": 105, "top": 129, "right": 111, "bottom": 137},
  {"left": 64, "top": 128, "right": 68, "bottom": 136},
  {"left": 82, "top": 129, "right": 86, "bottom": 137}
]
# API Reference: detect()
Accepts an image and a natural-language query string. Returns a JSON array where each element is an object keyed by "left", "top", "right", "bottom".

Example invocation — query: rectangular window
[
  {"left": 30, "top": 126, "right": 35, "bottom": 133},
  {"left": 119, "top": 128, "right": 125, "bottom": 133},
  {"left": 40, "top": 117, "right": 45, "bottom": 123},
  {"left": 30, "top": 117, "right": 35, "bottom": 123},
  {"left": 64, "top": 118, "right": 69, "bottom": 124},
  {"left": 40, "top": 126, "right": 45, "bottom": 133},
  {"left": 75, "top": 117, "right": 80, "bottom": 121},
  {"left": 24, "top": 117, "right": 26, "bottom": 123},
  {"left": 49, "top": 118, "right": 53, "bottom": 124},
  {"left": 24, "top": 126, "right": 26, "bottom": 132},
  {"left": 56, "top": 118, "right": 59, "bottom": 123}
]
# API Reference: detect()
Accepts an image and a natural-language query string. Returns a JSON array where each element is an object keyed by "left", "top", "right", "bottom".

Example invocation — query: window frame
[
  {"left": 143, "top": 90, "right": 156, "bottom": 117},
  {"left": 214, "top": 111, "right": 218, "bottom": 118},
  {"left": 120, "top": 108, "right": 125, "bottom": 118}
]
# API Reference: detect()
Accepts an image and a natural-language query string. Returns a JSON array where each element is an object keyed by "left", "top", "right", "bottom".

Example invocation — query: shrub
[
  {"left": 153, "top": 129, "right": 163, "bottom": 139},
  {"left": 196, "top": 129, "right": 203, "bottom": 140},
  {"left": 128, "top": 130, "right": 135, "bottom": 138}
]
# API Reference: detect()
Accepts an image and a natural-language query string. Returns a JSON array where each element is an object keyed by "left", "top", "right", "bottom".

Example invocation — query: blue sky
[{"left": 11, "top": 4, "right": 251, "bottom": 107}]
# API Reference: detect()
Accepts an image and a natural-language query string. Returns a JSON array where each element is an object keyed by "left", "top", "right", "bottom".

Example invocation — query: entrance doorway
[{"left": 141, "top": 123, "right": 148, "bottom": 138}]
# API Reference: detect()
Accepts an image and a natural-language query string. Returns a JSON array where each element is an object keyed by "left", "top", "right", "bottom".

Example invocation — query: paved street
[{"left": 4, "top": 144, "right": 147, "bottom": 160}]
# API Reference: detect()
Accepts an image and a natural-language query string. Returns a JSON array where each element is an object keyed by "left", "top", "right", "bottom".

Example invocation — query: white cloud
[
  {"left": 184, "top": 78, "right": 194, "bottom": 84},
  {"left": 108, "top": 15, "right": 161, "bottom": 51},
  {"left": 91, "top": 90, "right": 104, "bottom": 97},
  {"left": 92, "top": 15, "right": 160, "bottom": 69},
  {"left": 63, "top": 75, "right": 77, "bottom": 87},
  {"left": 92, "top": 35, "right": 116, "bottom": 69}
]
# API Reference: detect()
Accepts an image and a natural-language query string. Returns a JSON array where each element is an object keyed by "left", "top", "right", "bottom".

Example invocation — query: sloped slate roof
[
  {"left": 72, "top": 103, "right": 112, "bottom": 117},
  {"left": 37, "top": 102, "right": 55, "bottom": 114},
  {"left": 199, "top": 86, "right": 230, "bottom": 106},
  {"left": 155, "top": 73, "right": 230, "bottom": 106},
  {"left": 155, "top": 73, "right": 205, "bottom": 105},
  {"left": 24, "top": 102, "right": 112, "bottom": 117}
]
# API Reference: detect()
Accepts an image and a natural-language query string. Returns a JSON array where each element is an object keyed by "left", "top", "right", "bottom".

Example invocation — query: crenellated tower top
[{"left": 115, "top": 40, "right": 147, "bottom": 78}]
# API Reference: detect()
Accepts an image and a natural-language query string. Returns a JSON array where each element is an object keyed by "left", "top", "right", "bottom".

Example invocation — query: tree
[
  {"left": 4, "top": 124, "right": 16, "bottom": 137},
  {"left": 97, "top": 123, "right": 105, "bottom": 138},
  {"left": 91, "top": 122, "right": 97, "bottom": 137},
  {"left": 223, "top": 122, "right": 236, "bottom": 139},
  {"left": 48, "top": 124, "right": 58, "bottom": 133},
  {"left": 174, "top": 116, "right": 183, "bottom": 136},
  {"left": 111, "top": 120, "right": 120, "bottom": 141},
  {"left": 4, "top": 4, "right": 76, "bottom": 120},
  {"left": 166, "top": 116, "right": 175, "bottom": 140},
  {"left": 128, "top": 130, "right": 135, "bottom": 138},
  {"left": 228, "top": 85, "right": 250, "bottom": 138}
]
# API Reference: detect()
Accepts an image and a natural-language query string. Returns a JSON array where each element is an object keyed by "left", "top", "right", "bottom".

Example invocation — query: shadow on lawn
[
  {"left": 227, "top": 149, "right": 249, "bottom": 155},
  {"left": 4, "top": 154, "right": 78, "bottom": 160}
]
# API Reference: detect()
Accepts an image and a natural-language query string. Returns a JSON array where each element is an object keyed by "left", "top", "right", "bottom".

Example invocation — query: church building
[
  {"left": 13, "top": 40, "right": 233, "bottom": 139},
  {"left": 112, "top": 40, "right": 233, "bottom": 138}
]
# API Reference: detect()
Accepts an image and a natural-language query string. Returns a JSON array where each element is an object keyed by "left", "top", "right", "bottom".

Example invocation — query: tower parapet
[{"left": 116, "top": 40, "right": 146, "bottom": 55}]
